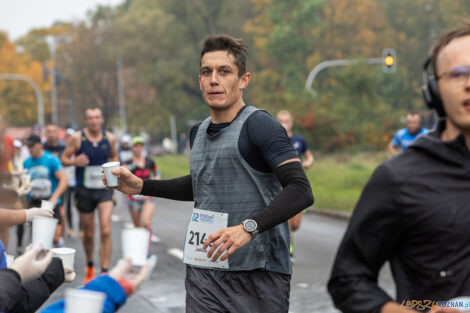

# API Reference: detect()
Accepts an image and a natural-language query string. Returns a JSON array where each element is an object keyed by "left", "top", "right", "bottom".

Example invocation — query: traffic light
[{"left": 382, "top": 48, "right": 397, "bottom": 73}]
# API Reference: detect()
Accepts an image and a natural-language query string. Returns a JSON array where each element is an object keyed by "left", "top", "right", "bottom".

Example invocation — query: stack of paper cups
[
  {"left": 65, "top": 288, "right": 106, "bottom": 313},
  {"left": 32, "top": 216, "right": 58, "bottom": 250},
  {"left": 102, "top": 162, "right": 120, "bottom": 187},
  {"left": 122, "top": 228, "right": 150, "bottom": 266}
]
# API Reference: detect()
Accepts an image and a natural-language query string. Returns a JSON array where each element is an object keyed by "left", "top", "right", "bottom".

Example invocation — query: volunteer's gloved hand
[
  {"left": 109, "top": 256, "right": 155, "bottom": 296},
  {"left": 64, "top": 266, "right": 76, "bottom": 282},
  {"left": 10, "top": 243, "right": 52, "bottom": 283},
  {"left": 24, "top": 207, "right": 53, "bottom": 222},
  {"left": 17, "top": 183, "right": 32, "bottom": 196}
]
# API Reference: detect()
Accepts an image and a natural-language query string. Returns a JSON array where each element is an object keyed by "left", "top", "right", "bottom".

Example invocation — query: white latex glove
[
  {"left": 64, "top": 266, "right": 76, "bottom": 282},
  {"left": 10, "top": 243, "right": 52, "bottom": 283},
  {"left": 17, "top": 184, "right": 32, "bottom": 196},
  {"left": 25, "top": 207, "right": 53, "bottom": 222}
]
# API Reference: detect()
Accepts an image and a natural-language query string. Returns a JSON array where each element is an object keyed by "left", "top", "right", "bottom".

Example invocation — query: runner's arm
[
  {"left": 140, "top": 175, "right": 193, "bottom": 201},
  {"left": 251, "top": 160, "right": 313, "bottom": 233},
  {"left": 327, "top": 164, "right": 404, "bottom": 313},
  {"left": 61, "top": 134, "right": 79, "bottom": 166},
  {"left": 107, "top": 132, "right": 119, "bottom": 162},
  {"left": 301, "top": 149, "right": 314, "bottom": 169},
  {"left": 49, "top": 169, "right": 68, "bottom": 204},
  {"left": 244, "top": 111, "right": 314, "bottom": 233}
]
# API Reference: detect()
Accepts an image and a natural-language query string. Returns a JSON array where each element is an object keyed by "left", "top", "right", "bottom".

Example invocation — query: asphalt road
[{"left": 7, "top": 193, "right": 396, "bottom": 312}]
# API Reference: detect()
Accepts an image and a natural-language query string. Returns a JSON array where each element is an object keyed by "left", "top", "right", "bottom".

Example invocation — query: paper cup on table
[
  {"left": 32, "top": 216, "right": 58, "bottom": 250},
  {"left": 41, "top": 200, "right": 54, "bottom": 211},
  {"left": 52, "top": 247, "right": 76, "bottom": 269},
  {"left": 122, "top": 227, "right": 150, "bottom": 266},
  {"left": 5, "top": 254, "right": 14, "bottom": 268},
  {"left": 102, "top": 161, "right": 120, "bottom": 187},
  {"left": 65, "top": 288, "right": 106, "bottom": 313}
]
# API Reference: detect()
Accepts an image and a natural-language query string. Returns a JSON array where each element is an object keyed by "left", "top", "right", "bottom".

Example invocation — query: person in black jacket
[
  {"left": 328, "top": 24, "right": 470, "bottom": 313},
  {"left": 0, "top": 243, "right": 65, "bottom": 313}
]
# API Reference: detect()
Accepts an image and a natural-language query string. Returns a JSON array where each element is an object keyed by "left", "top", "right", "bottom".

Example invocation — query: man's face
[
  {"left": 277, "top": 113, "right": 294, "bottom": 134},
  {"left": 437, "top": 35, "right": 470, "bottom": 133},
  {"left": 28, "top": 142, "right": 42, "bottom": 158},
  {"left": 199, "top": 51, "right": 250, "bottom": 111},
  {"left": 45, "top": 125, "right": 59, "bottom": 144},
  {"left": 406, "top": 114, "right": 421, "bottom": 134},
  {"left": 85, "top": 109, "right": 104, "bottom": 132},
  {"left": 132, "top": 143, "right": 144, "bottom": 155}
]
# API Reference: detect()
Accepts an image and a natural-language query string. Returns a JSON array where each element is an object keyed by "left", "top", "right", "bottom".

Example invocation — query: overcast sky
[{"left": 0, "top": 0, "right": 124, "bottom": 40}]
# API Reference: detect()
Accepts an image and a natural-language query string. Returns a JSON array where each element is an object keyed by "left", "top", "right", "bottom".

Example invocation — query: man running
[
  {"left": 106, "top": 35, "right": 314, "bottom": 312},
  {"left": 43, "top": 124, "right": 67, "bottom": 245},
  {"left": 62, "top": 108, "right": 118, "bottom": 284},
  {"left": 329, "top": 24, "right": 470, "bottom": 313},
  {"left": 387, "top": 112, "right": 428, "bottom": 156},
  {"left": 23, "top": 134, "right": 67, "bottom": 247},
  {"left": 276, "top": 109, "right": 314, "bottom": 263},
  {"left": 122, "top": 136, "right": 160, "bottom": 239}
]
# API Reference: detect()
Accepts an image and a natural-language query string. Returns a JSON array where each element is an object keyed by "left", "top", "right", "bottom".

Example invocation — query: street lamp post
[
  {"left": 0, "top": 73, "right": 45, "bottom": 128},
  {"left": 46, "top": 36, "right": 59, "bottom": 125}
]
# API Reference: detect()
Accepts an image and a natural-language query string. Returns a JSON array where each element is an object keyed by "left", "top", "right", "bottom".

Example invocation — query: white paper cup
[
  {"left": 32, "top": 216, "right": 58, "bottom": 250},
  {"left": 5, "top": 254, "right": 14, "bottom": 268},
  {"left": 41, "top": 200, "right": 54, "bottom": 211},
  {"left": 21, "top": 173, "right": 31, "bottom": 186},
  {"left": 65, "top": 288, "right": 106, "bottom": 313},
  {"left": 52, "top": 247, "right": 76, "bottom": 269},
  {"left": 122, "top": 227, "right": 150, "bottom": 266},
  {"left": 102, "top": 161, "right": 120, "bottom": 187}
]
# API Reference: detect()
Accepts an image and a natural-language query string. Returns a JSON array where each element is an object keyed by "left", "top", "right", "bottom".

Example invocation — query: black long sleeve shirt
[{"left": 328, "top": 127, "right": 470, "bottom": 313}]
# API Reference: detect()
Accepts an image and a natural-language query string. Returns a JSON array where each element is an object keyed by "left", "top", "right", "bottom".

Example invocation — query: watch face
[{"left": 244, "top": 220, "right": 257, "bottom": 232}]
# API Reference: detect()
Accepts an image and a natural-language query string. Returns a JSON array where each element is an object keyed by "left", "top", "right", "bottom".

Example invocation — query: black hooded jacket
[
  {"left": 0, "top": 257, "right": 64, "bottom": 313},
  {"left": 328, "top": 126, "right": 470, "bottom": 313}
]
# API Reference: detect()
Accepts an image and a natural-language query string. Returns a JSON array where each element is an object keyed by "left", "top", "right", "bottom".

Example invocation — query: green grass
[
  {"left": 154, "top": 152, "right": 387, "bottom": 212},
  {"left": 306, "top": 153, "right": 386, "bottom": 212},
  {"left": 154, "top": 155, "right": 190, "bottom": 179}
]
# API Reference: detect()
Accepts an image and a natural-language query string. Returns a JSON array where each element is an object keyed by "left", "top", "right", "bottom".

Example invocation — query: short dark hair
[
  {"left": 200, "top": 35, "right": 247, "bottom": 77},
  {"left": 430, "top": 22, "right": 470, "bottom": 76}
]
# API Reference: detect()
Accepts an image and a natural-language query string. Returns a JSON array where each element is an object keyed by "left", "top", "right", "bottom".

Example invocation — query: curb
[{"left": 306, "top": 207, "right": 352, "bottom": 220}]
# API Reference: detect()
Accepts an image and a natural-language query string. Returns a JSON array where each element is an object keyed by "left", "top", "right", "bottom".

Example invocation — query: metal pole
[
  {"left": 117, "top": 54, "right": 127, "bottom": 133},
  {"left": 47, "top": 37, "right": 59, "bottom": 124},
  {"left": 65, "top": 80, "right": 77, "bottom": 129},
  {"left": 305, "top": 57, "right": 382, "bottom": 97},
  {"left": 170, "top": 115, "right": 177, "bottom": 154},
  {"left": 0, "top": 73, "right": 45, "bottom": 128}
]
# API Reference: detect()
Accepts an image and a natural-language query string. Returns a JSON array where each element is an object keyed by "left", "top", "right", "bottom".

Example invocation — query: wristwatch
[{"left": 242, "top": 219, "right": 259, "bottom": 238}]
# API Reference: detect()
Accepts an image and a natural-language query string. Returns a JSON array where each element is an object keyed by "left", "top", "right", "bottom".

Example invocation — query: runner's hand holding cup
[{"left": 102, "top": 166, "right": 143, "bottom": 196}]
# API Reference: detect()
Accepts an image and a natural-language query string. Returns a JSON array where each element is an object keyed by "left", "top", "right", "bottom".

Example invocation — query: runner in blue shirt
[
  {"left": 388, "top": 112, "right": 429, "bottom": 155},
  {"left": 23, "top": 134, "right": 68, "bottom": 247}
]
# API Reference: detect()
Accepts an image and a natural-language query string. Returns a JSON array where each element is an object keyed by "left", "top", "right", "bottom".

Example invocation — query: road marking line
[{"left": 167, "top": 248, "right": 183, "bottom": 260}]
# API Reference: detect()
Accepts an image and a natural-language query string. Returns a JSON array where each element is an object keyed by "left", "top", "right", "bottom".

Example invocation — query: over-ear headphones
[{"left": 421, "top": 57, "right": 446, "bottom": 117}]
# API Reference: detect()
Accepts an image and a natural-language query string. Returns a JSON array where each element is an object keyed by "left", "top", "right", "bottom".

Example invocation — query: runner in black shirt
[{"left": 328, "top": 24, "right": 470, "bottom": 313}]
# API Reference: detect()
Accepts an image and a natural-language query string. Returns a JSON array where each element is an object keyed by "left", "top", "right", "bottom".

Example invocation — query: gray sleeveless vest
[{"left": 190, "top": 105, "right": 291, "bottom": 274}]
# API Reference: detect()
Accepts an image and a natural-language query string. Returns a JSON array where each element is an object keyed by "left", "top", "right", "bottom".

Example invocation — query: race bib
[
  {"left": 131, "top": 194, "right": 148, "bottom": 201},
  {"left": 30, "top": 178, "right": 52, "bottom": 199},
  {"left": 183, "top": 208, "right": 229, "bottom": 269},
  {"left": 84, "top": 166, "right": 104, "bottom": 189}
]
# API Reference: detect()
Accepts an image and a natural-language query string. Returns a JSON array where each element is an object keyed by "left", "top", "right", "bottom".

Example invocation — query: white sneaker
[{"left": 150, "top": 234, "right": 160, "bottom": 243}]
